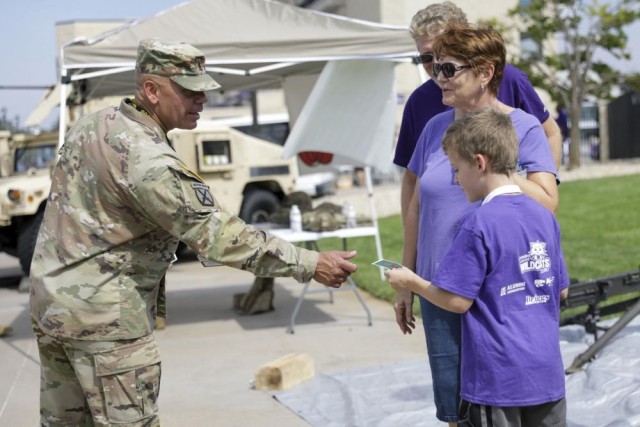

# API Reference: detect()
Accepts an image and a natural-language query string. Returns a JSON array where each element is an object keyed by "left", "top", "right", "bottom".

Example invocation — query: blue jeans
[{"left": 420, "top": 296, "right": 462, "bottom": 423}]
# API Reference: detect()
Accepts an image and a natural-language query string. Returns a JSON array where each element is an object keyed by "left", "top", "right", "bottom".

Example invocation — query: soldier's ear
[{"left": 143, "top": 79, "right": 162, "bottom": 105}]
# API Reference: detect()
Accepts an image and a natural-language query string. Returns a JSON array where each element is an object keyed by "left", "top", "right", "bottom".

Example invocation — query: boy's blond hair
[{"left": 442, "top": 108, "right": 518, "bottom": 175}]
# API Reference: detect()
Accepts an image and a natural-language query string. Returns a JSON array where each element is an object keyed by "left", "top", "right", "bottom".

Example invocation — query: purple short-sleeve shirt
[{"left": 433, "top": 194, "right": 569, "bottom": 406}]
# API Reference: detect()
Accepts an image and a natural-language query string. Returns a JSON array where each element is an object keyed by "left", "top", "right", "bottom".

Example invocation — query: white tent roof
[
  {"left": 61, "top": 0, "right": 415, "bottom": 98},
  {"left": 58, "top": 0, "right": 417, "bottom": 172}
]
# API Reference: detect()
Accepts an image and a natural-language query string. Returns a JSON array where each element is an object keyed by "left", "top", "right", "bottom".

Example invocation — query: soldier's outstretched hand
[{"left": 314, "top": 250, "right": 358, "bottom": 288}]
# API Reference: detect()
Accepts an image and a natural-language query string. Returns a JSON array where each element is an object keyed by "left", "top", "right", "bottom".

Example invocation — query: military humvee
[
  {"left": 0, "top": 130, "right": 57, "bottom": 275},
  {"left": 0, "top": 119, "right": 299, "bottom": 277},
  {"left": 170, "top": 119, "right": 298, "bottom": 223}
]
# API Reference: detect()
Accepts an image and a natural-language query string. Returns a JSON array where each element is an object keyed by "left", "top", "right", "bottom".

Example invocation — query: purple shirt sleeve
[
  {"left": 498, "top": 64, "right": 550, "bottom": 125},
  {"left": 511, "top": 109, "right": 558, "bottom": 176}
]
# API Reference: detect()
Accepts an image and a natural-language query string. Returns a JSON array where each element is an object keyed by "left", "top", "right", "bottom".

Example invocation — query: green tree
[
  {"left": 509, "top": 0, "right": 640, "bottom": 169},
  {"left": 622, "top": 72, "right": 640, "bottom": 92},
  {"left": 0, "top": 107, "right": 21, "bottom": 133}
]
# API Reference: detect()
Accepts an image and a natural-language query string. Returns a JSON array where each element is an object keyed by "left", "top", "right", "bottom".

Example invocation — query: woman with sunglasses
[
  {"left": 394, "top": 3, "right": 562, "bottom": 234},
  {"left": 399, "top": 24, "right": 559, "bottom": 426}
]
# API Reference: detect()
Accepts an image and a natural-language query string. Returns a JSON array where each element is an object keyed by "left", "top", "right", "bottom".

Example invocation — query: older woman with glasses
[{"left": 397, "top": 24, "right": 559, "bottom": 426}]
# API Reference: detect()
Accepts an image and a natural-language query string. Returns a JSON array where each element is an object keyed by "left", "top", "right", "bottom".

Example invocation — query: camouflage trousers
[{"left": 33, "top": 319, "right": 161, "bottom": 426}]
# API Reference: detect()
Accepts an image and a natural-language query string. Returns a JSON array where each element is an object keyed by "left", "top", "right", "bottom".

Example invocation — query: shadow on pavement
[
  {"left": 164, "top": 281, "right": 336, "bottom": 331},
  {"left": 0, "top": 257, "right": 337, "bottom": 335},
  {"left": 0, "top": 266, "right": 22, "bottom": 289}
]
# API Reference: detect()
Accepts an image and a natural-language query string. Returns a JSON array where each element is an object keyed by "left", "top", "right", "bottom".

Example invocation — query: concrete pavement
[
  {"left": 2, "top": 159, "right": 639, "bottom": 425},
  {"left": 0, "top": 253, "right": 426, "bottom": 426}
]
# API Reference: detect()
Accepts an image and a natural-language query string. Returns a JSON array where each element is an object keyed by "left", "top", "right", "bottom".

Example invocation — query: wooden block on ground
[{"left": 255, "top": 353, "right": 315, "bottom": 391}]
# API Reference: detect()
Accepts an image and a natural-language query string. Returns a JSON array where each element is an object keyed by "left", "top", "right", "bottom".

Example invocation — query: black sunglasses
[
  {"left": 433, "top": 62, "right": 472, "bottom": 78},
  {"left": 412, "top": 53, "right": 434, "bottom": 65}
]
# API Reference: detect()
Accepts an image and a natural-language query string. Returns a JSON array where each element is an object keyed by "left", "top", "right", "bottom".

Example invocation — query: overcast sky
[{"left": 1, "top": 1, "right": 638, "bottom": 129}]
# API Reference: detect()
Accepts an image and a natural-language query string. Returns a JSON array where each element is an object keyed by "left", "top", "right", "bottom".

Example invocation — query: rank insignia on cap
[{"left": 191, "top": 182, "right": 214, "bottom": 206}]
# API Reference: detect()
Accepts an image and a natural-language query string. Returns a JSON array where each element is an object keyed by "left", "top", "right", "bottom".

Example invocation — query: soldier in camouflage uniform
[{"left": 30, "top": 39, "right": 358, "bottom": 427}]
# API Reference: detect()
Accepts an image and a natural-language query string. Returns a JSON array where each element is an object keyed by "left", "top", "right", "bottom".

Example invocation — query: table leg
[
  {"left": 285, "top": 233, "right": 373, "bottom": 333},
  {"left": 287, "top": 281, "right": 311, "bottom": 334},
  {"left": 347, "top": 277, "right": 373, "bottom": 326}
]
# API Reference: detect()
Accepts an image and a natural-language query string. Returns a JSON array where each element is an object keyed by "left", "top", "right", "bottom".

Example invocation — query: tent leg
[
  {"left": 364, "top": 167, "right": 384, "bottom": 280},
  {"left": 58, "top": 77, "right": 68, "bottom": 150}
]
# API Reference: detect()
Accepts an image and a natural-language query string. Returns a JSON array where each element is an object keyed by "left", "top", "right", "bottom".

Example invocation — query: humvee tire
[
  {"left": 17, "top": 209, "right": 44, "bottom": 276},
  {"left": 240, "top": 189, "right": 279, "bottom": 224}
]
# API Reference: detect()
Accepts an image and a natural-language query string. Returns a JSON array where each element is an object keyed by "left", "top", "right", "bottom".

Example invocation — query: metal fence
[{"left": 576, "top": 104, "right": 601, "bottom": 165}]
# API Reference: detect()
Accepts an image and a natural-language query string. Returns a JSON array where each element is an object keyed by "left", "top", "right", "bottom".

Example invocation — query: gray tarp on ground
[{"left": 273, "top": 316, "right": 640, "bottom": 427}]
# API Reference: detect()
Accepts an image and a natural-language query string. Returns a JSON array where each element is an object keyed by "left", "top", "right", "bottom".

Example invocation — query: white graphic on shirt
[
  {"left": 519, "top": 241, "right": 551, "bottom": 274},
  {"left": 535, "top": 277, "right": 555, "bottom": 288},
  {"left": 525, "top": 294, "right": 550, "bottom": 305},
  {"left": 500, "top": 282, "right": 526, "bottom": 297}
]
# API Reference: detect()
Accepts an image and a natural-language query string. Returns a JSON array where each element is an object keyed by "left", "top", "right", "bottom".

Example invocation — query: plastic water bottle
[
  {"left": 346, "top": 203, "right": 357, "bottom": 228},
  {"left": 289, "top": 204, "right": 302, "bottom": 232}
]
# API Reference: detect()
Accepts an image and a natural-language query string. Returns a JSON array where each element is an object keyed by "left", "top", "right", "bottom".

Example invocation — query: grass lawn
[{"left": 314, "top": 173, "right": 640, "bottom": 316}]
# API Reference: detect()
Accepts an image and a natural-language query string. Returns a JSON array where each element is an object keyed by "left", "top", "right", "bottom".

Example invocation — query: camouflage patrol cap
[{"left": 136, "top": 39, "right": 221, "bottom": 92}]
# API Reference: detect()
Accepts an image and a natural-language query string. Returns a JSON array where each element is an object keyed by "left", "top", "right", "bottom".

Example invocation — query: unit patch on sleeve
[{"left": 191, "top": 182, "right": 215, "bottom": 206}]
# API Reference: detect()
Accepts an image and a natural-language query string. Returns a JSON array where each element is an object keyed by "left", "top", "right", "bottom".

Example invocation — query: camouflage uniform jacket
[{"left": 30, "top": 99, "right": 318, "bottom": 340}]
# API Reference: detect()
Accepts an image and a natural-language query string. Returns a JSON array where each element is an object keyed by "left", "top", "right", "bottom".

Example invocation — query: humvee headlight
[{"left": 7, "top": 189, "right": 21, "bottom": 202}]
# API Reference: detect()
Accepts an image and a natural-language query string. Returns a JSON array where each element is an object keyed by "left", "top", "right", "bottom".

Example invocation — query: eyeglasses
[
  {"left": 412, "top": 53, "right": 434, "bottom": 65},
  {"left": 433, "top": 62, "right": 472, "bottom": 78}
]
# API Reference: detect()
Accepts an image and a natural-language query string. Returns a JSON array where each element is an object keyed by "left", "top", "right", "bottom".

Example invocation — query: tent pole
[
  {"left": 58, "top": 74, "right": 68, "bottom": 151},
  {"left": 250, "top": 90, "right": 258, "bottom": 131},
  {"left": 364, "top": 167, "right": 385, "bottom": 280},
  {"left": 58, "top": 40, "right": 69, "bottom": 152}
]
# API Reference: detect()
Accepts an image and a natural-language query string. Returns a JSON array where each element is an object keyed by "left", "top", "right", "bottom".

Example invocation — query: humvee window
[
  {"left": 15, "top": 144, "right": 57, "bottom": 172},
  {"left": 202, "top": 140, "right": 231, "bottom": 166}
]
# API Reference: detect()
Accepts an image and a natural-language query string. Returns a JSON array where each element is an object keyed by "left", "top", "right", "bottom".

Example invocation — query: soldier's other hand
[{"left": 314, "top": 250, "right": 358, "bottom": 288}]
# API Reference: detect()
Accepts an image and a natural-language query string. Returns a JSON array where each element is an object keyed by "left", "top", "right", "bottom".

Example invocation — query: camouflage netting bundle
[
  {"left": 268, "top": 191, "right": 313, "bottom": 225},
  {"left": 302, "top": 203, "right": 346, "bottom": 231},
  {"left": 268, "top": 193, "right": 349, "bottom": 231},
  {"left": 283, "top": 191, "right": 313, "bottom": 211}
]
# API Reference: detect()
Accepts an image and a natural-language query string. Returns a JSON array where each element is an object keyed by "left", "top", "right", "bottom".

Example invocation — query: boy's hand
[
  {"left": 394, "top": 291, "right": 415, "bottom": 334},
  {"left": 384, "top": 266, "right": 418, "bottom": 293},
  {"left": 385, "top": 267, "right": 419, "bottom": 334}
]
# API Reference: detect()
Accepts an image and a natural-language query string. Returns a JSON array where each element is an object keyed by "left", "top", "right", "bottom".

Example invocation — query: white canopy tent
[
  {"left": 58, "top": 0, "right": 417, "bottom": 269},
  {"left": 58, "top": 0, "right": 415, "bottom": 139}
]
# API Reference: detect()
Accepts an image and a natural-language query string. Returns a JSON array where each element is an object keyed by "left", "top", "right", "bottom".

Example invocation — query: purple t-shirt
[
  {"left": 394, "top": 64, "right": 551, "bottom": 167},
  {"left": 407, "top": 109, "right": 557, "bottom": 282},
  {"left": 433, "top": 194, "right": 569, "bottom": 406}
]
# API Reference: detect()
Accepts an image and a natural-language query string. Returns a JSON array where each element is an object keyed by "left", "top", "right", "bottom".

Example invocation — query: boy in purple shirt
[{"left": 387, "top": 108, "right": 569, "bottom": 426}]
